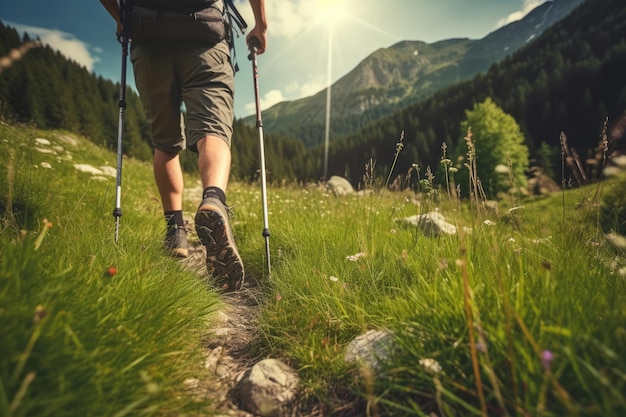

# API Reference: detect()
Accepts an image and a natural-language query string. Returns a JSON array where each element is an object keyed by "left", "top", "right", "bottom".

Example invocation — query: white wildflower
[
  {"left": 40, "top": 162, "right": 52, "bottom": 169},
  {"left": 329, "top": 276, "right": 339, "bottom": 282},
  {"left": 419, "top": 358, "right": 442, "bottom": 374},
  {"left": 483, "top": 220, "right": 496, "bottom": 226},
  {"left": 346, "top": 253, "right": 366, "bottom": 262}
]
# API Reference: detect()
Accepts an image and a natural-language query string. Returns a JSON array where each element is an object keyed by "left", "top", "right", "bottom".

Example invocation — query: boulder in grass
[
  {"left": 394, "top": 211, "right": 459, "bottom": 237},
  {"left": 344, "top": 329, "right": 394, "bottom": 372},
  {"left": 326, "top": 176, "right": 354, "bottom": 196}
]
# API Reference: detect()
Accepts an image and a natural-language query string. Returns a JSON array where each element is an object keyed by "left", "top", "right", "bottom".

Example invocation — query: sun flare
[{"left": 315, "top": 0, "right": 349, "bottom": 26}]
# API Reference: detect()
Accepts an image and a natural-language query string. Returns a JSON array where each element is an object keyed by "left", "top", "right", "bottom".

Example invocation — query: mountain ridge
[{"left": 245, "top": 0, "right": 586, "bottom": 146}]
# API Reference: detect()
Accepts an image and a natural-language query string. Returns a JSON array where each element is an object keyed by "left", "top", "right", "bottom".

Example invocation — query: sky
[{"left": 0, "top": 0, "right": 549, "bottom": 119}]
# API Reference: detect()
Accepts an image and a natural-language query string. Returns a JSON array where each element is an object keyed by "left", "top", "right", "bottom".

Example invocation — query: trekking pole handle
[{"left": 247, "top": 37, "right": 261, "bottom": 59}]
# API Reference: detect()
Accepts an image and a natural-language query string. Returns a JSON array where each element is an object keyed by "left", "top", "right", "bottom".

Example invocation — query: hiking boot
[
  {"left": 195, "top": 196, "right": 244, "bottom": 291},
  {"left": 164, "top": 224, "right": 189, "bottom": 258}
]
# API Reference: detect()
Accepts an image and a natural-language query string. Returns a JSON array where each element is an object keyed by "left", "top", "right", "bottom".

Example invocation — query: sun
[{"left": 315, "top": 0, "right": 349, "bottom": 27}]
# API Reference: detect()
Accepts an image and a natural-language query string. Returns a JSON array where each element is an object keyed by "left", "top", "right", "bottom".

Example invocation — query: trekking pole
[
  {"left": 248, "top": 42, "right": 271, "bottom": 277},
  {"left": 113, "top": 1, "right": 131, "bottom": 243}
]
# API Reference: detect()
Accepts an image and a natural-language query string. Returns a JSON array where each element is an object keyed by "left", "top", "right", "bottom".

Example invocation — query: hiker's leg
[
  {"left": 154, "top": 149, "right": 184, "bottom": 212},
  {"left": 197, "top": 135, "right": 231, "bottom": 191}
]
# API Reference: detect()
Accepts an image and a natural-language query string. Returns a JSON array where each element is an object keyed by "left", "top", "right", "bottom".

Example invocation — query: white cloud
[
  {"left": 298, "top": 80, "right": 327, "bottom": 97},
  {"left": 8, "top": 22, "right": 98, "bottom": 71},
  {"left": 244, "top": 88, "right": 287, "bottom": 114},
  {"left": 235, "top": 0, "right": 316, "bottom": 39},
  {"left": 242, "top": 77, "right": 327, "bottom": 115},
  {"left": 497, "top": 0, "right": 548, "bottom": 27},
  {"left": 286, "top": 78, "right": 327, "bottom": 97}
]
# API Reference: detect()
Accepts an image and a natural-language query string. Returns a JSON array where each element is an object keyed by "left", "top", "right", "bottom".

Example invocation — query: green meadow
[{"left": 1, "top": 122, "right": 625, "bottom": 416}]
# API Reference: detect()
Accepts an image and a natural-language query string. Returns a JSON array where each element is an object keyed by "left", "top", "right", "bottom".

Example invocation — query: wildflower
[
  {"left": 483, "top": 220, "right": 496, "bottom": 226},
  {"left": 329, "top": 276, "right": 339, "bottom": 282},
  {"left": 346, "top": 252, "right": 366, "bottom": 262},
  {"left": 106, "top": 266, "right": 118, "bottom": 276},
  {"left": 419, "top": 358, "right": 442, "bottom": 374},
  {"left": 276, "top": 293, "right": 282, "bottom": 301},
  {"left": 541, "top": 350, "right": 554, "bottom": 372},
  {"left": 41, "top": 162, "right": 52, "bottom": 169}
]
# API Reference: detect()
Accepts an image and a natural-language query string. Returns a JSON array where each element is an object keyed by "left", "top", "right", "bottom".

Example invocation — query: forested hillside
[
  {"left": 303, "top": 0, "right": 626, "bottom": 185},
  {"left": 0, "top": 22, "right": 152, "bottom": 160}
]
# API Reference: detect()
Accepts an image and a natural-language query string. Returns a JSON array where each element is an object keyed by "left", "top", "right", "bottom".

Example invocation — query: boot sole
[{"left": 195, "top": 204, "right": 245, "bottom": 291}]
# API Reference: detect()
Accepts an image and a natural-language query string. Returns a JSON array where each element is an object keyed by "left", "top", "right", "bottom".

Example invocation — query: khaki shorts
[{"left": 130, "top": 39, "right": 234, "bottom": 153}]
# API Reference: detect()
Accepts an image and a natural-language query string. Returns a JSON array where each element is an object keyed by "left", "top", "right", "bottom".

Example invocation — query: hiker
[{"left": 100, "top": 0, "right": 267, "bottom": 291}]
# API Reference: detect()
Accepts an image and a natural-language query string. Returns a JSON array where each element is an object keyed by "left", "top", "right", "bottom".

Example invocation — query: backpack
[{"left": 121, "top": 0, "right": 247, "bottom": 71}]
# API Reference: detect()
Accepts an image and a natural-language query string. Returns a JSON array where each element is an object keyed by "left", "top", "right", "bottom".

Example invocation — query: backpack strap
[{"left": 223, "top": 0, "right": 247, "bottom": 73}]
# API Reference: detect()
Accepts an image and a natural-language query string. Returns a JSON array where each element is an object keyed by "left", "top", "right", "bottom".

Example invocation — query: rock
[
  {"left": 35, "top": 147, "right": 54, "bottom": 154},
  {"left": 99, "top": 165, "right": 117, "bottom": 177},
  {"left": 58, "top": 134, "right": 79, "bottom": 147},
  {"left": 344, "top": 329, "right": 394, "bottom": 372},
  {"left": 326, "top": 176, "right": 354, "bottom": 196},
  {"left": 394, "top": 211, "right": 458, "bottom": 237},
  {"left": 74, "top": 164, "right": 103, "bottom": 175},
  {"left": 236, "top": 359, "right": 299, "bottom": 417}
]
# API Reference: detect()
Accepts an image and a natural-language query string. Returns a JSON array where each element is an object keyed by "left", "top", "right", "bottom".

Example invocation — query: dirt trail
[
  {"left": 181, "top": 238, "right": 264, "bottom": 416},
  {"left": 176, "top": 205, "right": 339, "bottom": 416}
]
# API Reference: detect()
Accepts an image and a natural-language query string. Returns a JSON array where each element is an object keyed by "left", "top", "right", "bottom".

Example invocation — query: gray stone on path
[{"left": 236, "top": 358, "right": 299, "bottom": 417}]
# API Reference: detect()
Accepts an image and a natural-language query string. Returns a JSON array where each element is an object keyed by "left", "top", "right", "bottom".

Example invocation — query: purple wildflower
[{"left": 541, "top": 350, "right": 554, "bottom": 372}]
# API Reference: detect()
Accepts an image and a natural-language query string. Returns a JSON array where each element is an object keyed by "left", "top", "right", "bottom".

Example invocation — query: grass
[
  {"left": 2, "top": 122, "right": 626, "bottom": 416},
  {"left": 0, "top": 123, "right": 222, "bottom": 416}
]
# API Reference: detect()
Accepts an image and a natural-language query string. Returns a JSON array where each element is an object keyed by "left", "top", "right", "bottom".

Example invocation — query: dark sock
[
  {"left": 202, "top": 186, "right": 226, "bottom": 205},
  {"left": 164, "top": 210, "right": 184, "bottom": 229}
]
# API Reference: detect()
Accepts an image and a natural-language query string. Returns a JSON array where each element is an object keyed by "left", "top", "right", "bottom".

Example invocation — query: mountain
[
  {"left": 244, "top": 0, "right": 586, "bottom": 147},
  {"left": 296, "top": 0, "right": 626, "bottom": 185}
]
